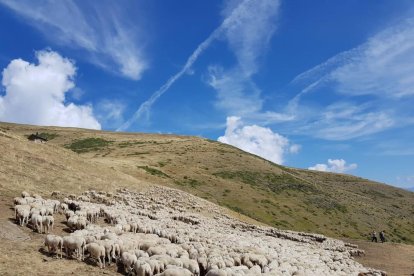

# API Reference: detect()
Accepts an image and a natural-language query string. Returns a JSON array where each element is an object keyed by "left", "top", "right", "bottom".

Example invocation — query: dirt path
[{"left": 344, "top": 238, "right": 414, "bottom": 276}]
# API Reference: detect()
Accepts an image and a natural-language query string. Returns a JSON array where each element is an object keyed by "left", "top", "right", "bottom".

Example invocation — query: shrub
[
  {"left": 137, "top": 166, "right": 170, "bottom": 178},
  {"left": 65, "top": 138, "right": 112, "bottom": 153}
]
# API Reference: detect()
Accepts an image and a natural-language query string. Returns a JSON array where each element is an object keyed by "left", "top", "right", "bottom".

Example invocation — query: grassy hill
[{"left": 1, "top": 122, "right": 413, "bottom": 244}]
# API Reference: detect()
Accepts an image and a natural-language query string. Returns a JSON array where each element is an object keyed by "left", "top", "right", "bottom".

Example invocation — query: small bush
[
  {"left": 138, "top": 166, "right": 170, "bottom": 178},
  {"left": 38, "top": 132, "right": 59, "bottom": 140},
  {"left": 65, "top": 138, "right": 112, "bottom": 153}
]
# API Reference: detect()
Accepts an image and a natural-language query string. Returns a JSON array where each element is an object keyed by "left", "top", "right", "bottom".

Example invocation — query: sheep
[
  {"left": 205, "top": 269, "right": 227, "bottom": 276},
  {"left": 14, "top": 197, "right": 27, "bottom": 206},
  {"left": 67, "top": 215, "right": 78, "bottom": 230},
  {"left": 21, "top": 191, "right": 30, "bottom": 198},
  {"left": 59, "top": 203, "right": 69, "bottom": 214},
  {"left": 85, "top": 242, "right": 106, "bottom": 268},
  {"left": 134, "top": 259, "right": 153, "bottom": 276},
  {"left": 155, "top": 267, "right": 192, "bottom": 276},
  {"left": 65, "top": 210, "right": 75, "bottom": 222},
  {"left": 147, "top": 259, "right": 163, "bottom": 275},
  {"left": 76, "top": 216, "right": 88, "bottom": 230},
  {"left": 180, "top": 258, "right": 200, "bottom": 275},
  {"left": 96, "top": 239, "right": 116, "bottom": 265},
  {"left": 31, "top": 214, "right": 43, "bottom": 233},
  {"left": 15, "top": 205, "right": 30, "bottom": 226},
  {"left": 121, "top": 251, "right": 137, "bottom": 274},
  {"left": 22, "top": 188, "right": 384, "bottom": 276},
  {"left": 44, "top": 235, "right": 63, "bottom": 258},
  {"left": 134, "top": 249, "right": 150, "bottom": 259},
  {"left": 63, "top": 236, "right": 86, "bottom": 260},
  {"left": 43, "top": 215, "right": 54, "bottom": 233},
  {"left": 147, "top": 246, "right": 167, "bottom": 256}
]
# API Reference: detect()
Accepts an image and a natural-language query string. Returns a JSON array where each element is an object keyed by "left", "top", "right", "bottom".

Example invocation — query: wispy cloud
[
  {"left": 299, "top": 102, "right": 395, "bottom": 140},
  {"left": 284, "top": 17, "right": 414, "bottom": 140},
  {"left": 117, "top": 0, "right": 281, "bottom": 131},
  {"left": 95, "top": 100, "right": 125, "bottom": 130},
  {"left": 221, "top": 0, "right": 280, "bottom": 77},
  {"left": 207, "top": 0, "right": 281, "bottom": 122},
  {"left": 0, "top": 0, "right": 147, "bottom": 80},
  {"left": 308, "top": 159, "right": 357, "bottom": 173}
]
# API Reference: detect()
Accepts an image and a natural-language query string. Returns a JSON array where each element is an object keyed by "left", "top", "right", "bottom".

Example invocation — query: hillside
[{"left": 1, "top": 122, "right": 414, "bottom": 244}]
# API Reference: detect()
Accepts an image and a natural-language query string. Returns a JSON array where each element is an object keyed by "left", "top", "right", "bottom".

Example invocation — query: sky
[{"left": 0, "top": 0, "right": 414, "bottom": 190}]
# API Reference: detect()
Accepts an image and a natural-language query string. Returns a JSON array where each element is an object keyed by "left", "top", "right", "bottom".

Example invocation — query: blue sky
[{"left": 0, "top": 0, "right": 414, "bottom": 189}]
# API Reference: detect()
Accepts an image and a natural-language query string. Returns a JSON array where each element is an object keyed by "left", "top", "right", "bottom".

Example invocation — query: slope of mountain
[{"left": 1, "top": 122, "right": 414, "bottom": 244}]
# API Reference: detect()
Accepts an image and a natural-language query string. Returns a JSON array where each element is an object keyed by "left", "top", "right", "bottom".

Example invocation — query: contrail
[{"left": 116, "top": 0, "right": 254, "bottom": 131}]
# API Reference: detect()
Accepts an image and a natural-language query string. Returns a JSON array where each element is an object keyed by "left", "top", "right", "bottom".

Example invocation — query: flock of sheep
[{"left": 12, "top": 186, "right": 385, "bottom": 276}]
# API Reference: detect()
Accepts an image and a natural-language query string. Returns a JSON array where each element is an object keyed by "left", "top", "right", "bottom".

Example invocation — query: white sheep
[
  {"left": 96, "top": 239, "right": 116, "bottom": 265},
  {"left": 134, "top": 259, "right": 152, "bottom": 276},
  {"left": 63, "top": 236, "right": 86, "bottom": 260},
  {"left": 31, "top": 214, "right": 43, "bottom": 233},
  {"left": 85, "top": 242, "right": 106, "bottom": 268},
  {"left": 155, "top": 267, "right": 192, "bottom": 276},
  {"left": 42, "top": 215, "right": 54, "bottom": 233},
  {"left": 121, "top": 251, "right": 137, "bottom": 274},
  {"left": 44, "top": 234, "right": 63, "bottom": 258},
  {"left": 205, "top": 269, "right": 227, "bottom": 276}
]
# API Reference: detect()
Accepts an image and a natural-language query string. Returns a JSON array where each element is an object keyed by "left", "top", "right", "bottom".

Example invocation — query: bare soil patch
[{"left": 344, "top": 238, "right": 414, "bottom": 276}]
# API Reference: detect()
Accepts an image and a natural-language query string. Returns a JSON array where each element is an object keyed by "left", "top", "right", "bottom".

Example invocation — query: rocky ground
[{"left": 2, "top": 186, "right": 387, "bottom": 276}]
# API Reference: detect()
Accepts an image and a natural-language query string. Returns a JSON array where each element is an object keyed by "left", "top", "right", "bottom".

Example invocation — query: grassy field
[{"left": 1, "top": 122, "right": 414, "bottom": 244}]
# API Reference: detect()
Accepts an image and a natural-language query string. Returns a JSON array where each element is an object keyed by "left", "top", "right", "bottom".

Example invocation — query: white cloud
[
  {"left": 205, "top": 0, "right": 282, "bottom": 124},
  {"left": 308, "top": 159, "right": 357, "bottom": 173},
  {"left": 207, "top": 66, "right": 263, "bottom": 116},
  {"left": 308, "top": 102, "right": 395, "bottom": 140},
  {"left": 0, "top": 50, "right": 100, "bottom": 129},
  {"left": 332, "top": 18, "right": 414, "bottom": 98},
  {"left": 218, "top": 116, "right": 296, "bottom": 164},
  {"left": 221, "top": 0, "right": 280, "bottom": 76},
  {"left": 96, "top": 100, "right": 125, "bottom": 129},
  {"left": 0, "top": 0, "right": 147, "bottom": 80},
  {"left": 289, "top": 144, "right": 301, "bottom": 154},
  {"left": 284, "top": 17, "right": 414, "bottom": 141}
]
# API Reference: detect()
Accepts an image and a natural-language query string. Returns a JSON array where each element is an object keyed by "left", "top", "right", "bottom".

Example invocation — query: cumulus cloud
[
  {"left": 217, "top": 116, "right": 297, "bottom": 164},
  {"left": 0, "top": 0, "right": 147, "bottom": 79},
  {"left": 308, "top": 159, "right": 357, "bottom": 173},
  {"left": 0, "top": 50, "right": 100, "bottom": 129}
]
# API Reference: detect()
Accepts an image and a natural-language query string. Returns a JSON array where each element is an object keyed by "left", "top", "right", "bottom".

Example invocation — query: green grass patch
[
  {"left": 38, "top": 132, "right": 59, "bottom": 140},
  {"left": 118, "top": 141, "right": 148, "bottom": 148},
  {"left": 305, "top": 195, "right": 348, "bottom": 213},
  {"left": 65, "top": 138, "right": 112, "bottom": 153},
  {"left": 127, "top": 152, "right": 150, "bottom": 156},
  {"left": 174, "top": 177, "right": 202, "bottom": 188},
  {"left": 213, "top": 170, "right": 317, "bottom": 193},
  {"left": 137, "top": 166, "right": 170, "bottom": 178}
]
